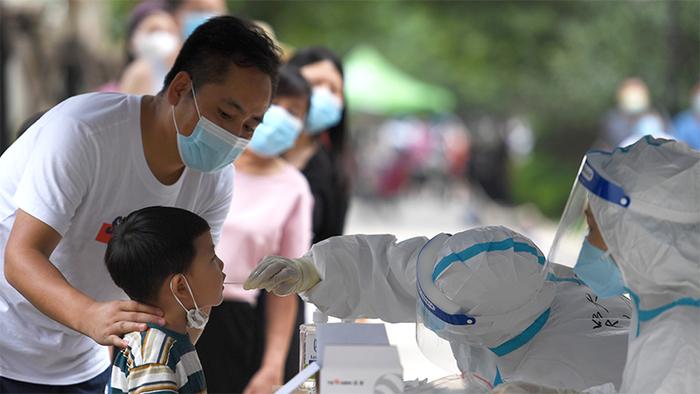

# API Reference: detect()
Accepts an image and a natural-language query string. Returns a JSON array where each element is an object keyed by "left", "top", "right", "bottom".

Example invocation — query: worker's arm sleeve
[{"left": 301, "top": 234, "right": 429, "bottom": 322}]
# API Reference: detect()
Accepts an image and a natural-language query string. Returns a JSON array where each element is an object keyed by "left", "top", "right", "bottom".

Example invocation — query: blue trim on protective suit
[
  {"left": 493, "top": 368, "right": 503, "bottom": 387},
  {"left": 546, "top": 273, "right": 584, "bottom": 285},
  {"left": 433, "top": 238, "right": 545, "bottom": 282},
  {"left": 637, "top": 295, "right": 700, "bottom": 321},
  {"left": 489, "top": 308, "right": 551, "bottom": 357},
  {"left": 615, "top": 135, "right": 667, "bottom": 152},
  {"left": 626, "top": 288, "right": 700, "bottom": 337},
  {"left": 588, "top": 135, "right": 667, "bottom": 156}
]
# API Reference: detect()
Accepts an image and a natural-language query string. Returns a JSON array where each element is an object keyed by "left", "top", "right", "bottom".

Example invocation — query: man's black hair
[
  {"left": 161, "top": 15, "right": 280, "bottom": 93},
  {"left": 276, "top": 65, "right": 311, "bottom": 113},
  {"left": 105, "top": 206, "right": 210, "bottom": 303}
]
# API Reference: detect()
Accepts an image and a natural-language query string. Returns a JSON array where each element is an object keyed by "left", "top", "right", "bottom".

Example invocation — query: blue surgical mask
[
  {"left": 182, "top": 11, "right": 217, "bottom": 39},
  {"left": 172, "top": 85, "right": 249, "bottom": 172},
  {"left": 248, "top": 105, "right": 303, "bottom": 157},
  {"left": 306, "top": 87, "right": 343, "bottom": 134},
  {"left": 574, "top": 238, "right": 626, "bottom": 299}
]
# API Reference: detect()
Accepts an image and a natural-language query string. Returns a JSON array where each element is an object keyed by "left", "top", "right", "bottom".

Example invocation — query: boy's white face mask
[{"left": 170, "top": 275, "right": 209, "bottom": 329}]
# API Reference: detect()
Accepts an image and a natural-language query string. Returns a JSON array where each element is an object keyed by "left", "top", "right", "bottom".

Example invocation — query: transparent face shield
[
  {"left": 415, "top": 306, "right": 462, "bottom": 373},
  {"left": 416, "top": 234, "right": 465, "bottom": 373},
  {"left": 548, "top": 154, "right": 631, "bottom": 267}
]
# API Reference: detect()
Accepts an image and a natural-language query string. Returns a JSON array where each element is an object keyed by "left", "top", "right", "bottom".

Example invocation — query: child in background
[{"left": 105, "top": 206, "right": 225, "bottom": 394}]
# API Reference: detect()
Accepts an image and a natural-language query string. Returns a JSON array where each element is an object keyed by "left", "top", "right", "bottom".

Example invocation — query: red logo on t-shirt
[{"left": 95, "top": 223, "right": 114, "bottom": 244}]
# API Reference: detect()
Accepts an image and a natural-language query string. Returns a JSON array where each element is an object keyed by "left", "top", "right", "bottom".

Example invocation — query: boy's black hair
[
  {"left": 161, "top": 15, "right": 281, "bottom": 93},
  {"left": 276, "top": 65, "right": 311, "bottom": 113},
  {"left": 105, "top": 206, "right": 210, "bottom": 303}
]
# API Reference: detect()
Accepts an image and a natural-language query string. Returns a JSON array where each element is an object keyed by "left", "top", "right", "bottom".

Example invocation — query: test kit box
[
  {"left": 320, "top": 345, "right": 404, "bottom": 394},
  {"left": 276, "top": 323, "right": 405, "bottom": 394}
]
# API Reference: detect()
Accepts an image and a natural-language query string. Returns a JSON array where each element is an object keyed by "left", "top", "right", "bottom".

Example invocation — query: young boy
[{"left": 105, "top": 206, "right": 226, "bottom": 393}]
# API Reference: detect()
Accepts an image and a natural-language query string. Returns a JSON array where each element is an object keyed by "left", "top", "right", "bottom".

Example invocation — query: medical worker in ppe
[
  {"left": 501, "top": 136, "right": 700, "bottom": 394},
  {"left": 245, "top": 225, "right": 632, "bottom": 391}
]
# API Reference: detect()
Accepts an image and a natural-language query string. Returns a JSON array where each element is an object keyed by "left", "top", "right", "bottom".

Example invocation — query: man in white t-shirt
[{"left": 0, "top": 16, "right": 279, "bottom": 391}]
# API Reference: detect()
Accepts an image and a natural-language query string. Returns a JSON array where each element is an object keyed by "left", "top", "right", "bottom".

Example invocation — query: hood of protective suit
[
  {"left": 588, "top": 136, "right": 700, "bottom": 310},
  {"left": 418, "top": 226, "right": 555, "bottom": 348}
]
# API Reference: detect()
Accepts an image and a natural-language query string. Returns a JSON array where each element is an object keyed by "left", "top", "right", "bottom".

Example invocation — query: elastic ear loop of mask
[
  {"left": 169, "top": 275, "right": 200, "bottom": 312},
  {"left": 171, "top": 82, "right": 202, "bottom": 136},
  {"left": 190, "top": 83, "right": 203, "bottom": 119},
  {"left": 171, "top": 106, "right": 182, "bottom": 137}
]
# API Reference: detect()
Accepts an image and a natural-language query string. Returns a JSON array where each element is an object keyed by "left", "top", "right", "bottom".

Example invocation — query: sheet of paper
[{"left": 275, "top": 362, "right": 320, "bottom": 394}]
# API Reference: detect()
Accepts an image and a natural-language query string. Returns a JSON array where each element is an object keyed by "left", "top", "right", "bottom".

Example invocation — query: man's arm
[{"left": 4, "top": 210, "right": 165, "bottom": 348}]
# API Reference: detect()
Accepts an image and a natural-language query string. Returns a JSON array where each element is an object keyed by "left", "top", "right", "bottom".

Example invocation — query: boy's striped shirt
[{"left": 109, "top": 324, "right": 207, "bottom": 394}]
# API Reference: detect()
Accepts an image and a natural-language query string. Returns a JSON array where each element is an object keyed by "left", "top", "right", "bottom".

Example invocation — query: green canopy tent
[{"left": 344, "top": 45, "right": 456, "bottom": 115}]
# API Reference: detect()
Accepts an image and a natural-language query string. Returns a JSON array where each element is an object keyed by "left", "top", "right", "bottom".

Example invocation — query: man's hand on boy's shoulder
[{"left": 81, "top": 300, "right": 165, "bottom": 348}]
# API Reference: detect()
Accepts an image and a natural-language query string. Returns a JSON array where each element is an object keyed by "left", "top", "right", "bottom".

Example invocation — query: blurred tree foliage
[
  {"left": 240, "top": 0, "right": 698, "bottom": 218},
  {"left": 110, "top": 0, "right": 699, "bottom": 217}
]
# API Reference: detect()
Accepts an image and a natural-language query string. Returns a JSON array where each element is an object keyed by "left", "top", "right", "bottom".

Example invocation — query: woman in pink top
[{"left": 196, "top": 66, "right": 313, "bottom": 394}]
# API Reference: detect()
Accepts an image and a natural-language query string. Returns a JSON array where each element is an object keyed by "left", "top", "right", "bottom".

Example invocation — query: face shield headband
[{"left": 583, "top": 139, "right": 700, "bottom": 224}]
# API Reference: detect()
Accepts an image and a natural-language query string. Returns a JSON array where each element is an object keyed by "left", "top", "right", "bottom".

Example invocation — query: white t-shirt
[{"left": 0, "top": 92, "right": 233, "bottom": 385}]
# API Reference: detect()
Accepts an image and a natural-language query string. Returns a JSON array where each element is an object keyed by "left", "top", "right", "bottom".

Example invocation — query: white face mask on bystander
[{"left": 169, "top": 275, "right": 209, "bottom": 329}]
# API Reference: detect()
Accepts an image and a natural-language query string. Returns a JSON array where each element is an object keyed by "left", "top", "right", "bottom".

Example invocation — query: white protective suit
[
  {"left": 297, "top": 226, "right": 631, "bottom": 391},
  {"left": 587, "top": 137, "right": 700, "bottom": 393},
  {"left": 499, "top": 137, "right": 700, "bottom": 394}
]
